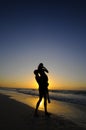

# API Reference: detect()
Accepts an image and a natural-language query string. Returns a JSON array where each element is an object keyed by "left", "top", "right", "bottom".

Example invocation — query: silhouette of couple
[{"left": 34, "top": 63, "right": 51, "bottom": 116}]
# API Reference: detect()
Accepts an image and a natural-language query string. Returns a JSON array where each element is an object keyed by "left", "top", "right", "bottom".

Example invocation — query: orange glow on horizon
[{"left": 0, "top": 75, "right": 86, "bottom": 90}]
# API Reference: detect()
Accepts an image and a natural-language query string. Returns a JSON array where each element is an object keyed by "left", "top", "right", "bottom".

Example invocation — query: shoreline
[{"left": 0, "top": 93, "right": 85, "bottom": 130}]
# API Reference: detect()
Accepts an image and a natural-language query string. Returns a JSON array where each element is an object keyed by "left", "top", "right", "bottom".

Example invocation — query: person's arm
[{"left": 43, "top": 66, "right": 49, "bottom": 73}]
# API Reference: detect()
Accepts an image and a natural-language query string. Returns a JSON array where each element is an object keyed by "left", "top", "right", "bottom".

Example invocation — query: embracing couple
[{"left": 34, "top": 63, "right": 51, "bottom": 116}]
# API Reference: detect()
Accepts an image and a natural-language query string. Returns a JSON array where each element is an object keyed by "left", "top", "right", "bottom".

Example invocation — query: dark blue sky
[{"left": 0, "top": 0, "right": 86, "bottom": 89}]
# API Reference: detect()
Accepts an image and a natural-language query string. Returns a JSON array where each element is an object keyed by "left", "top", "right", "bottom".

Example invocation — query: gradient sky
[{"left": 0, "top": 0, "right": 86, "bottom": 90}]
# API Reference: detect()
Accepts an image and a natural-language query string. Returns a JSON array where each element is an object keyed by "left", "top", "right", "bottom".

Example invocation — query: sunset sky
[{"left": 0, "top": 0, "right": 86, "bottom": 90}]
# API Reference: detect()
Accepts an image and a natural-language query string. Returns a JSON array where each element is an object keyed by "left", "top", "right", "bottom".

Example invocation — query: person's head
[
  {"left": 34, "top": 69, "right": 38, "bottom": 75},
  {"left": 38, "top": 63, "right": 43, "bottom": 69},
  {"left": 38, "top": 63, "right": 48, "bottom": 73},
  {"left": 38, "top": 63, "right": 44, "bottom": 74}
]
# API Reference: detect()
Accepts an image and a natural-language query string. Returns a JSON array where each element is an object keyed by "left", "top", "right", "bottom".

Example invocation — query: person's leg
[
  {"left": 44, "top": 93, "right": 51, "bottom": 116},
  {"left": 34, "top": 96, "right": 42, "bottom": 116},
  {"left": 36, "top": 98, "right": 42, "bottom": 111},
  {"left": 44, "top": 94, "right": 47, "bottom": 114},
  {"left": 46, "top": 87, "right": 51, "bottom": 103},
  {"left": 47, "top": 91, "right": 51, "bottom": 103}
]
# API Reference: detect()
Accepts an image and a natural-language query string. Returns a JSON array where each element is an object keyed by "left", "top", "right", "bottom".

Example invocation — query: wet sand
[{"left": 0, "top": 93, "right": 85, "bottom": 130}]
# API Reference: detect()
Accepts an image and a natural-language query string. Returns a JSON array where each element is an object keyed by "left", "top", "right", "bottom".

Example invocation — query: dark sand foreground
[{"left": 0, "top": 94, "right": 85, "bottom": 130}]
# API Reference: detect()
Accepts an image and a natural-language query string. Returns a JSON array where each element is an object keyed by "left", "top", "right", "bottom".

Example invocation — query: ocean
[{"left": 0, "top": 87, "right": 86, "bottom": 106}]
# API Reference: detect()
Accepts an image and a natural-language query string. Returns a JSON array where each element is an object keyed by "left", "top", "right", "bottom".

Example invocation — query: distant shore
[{"left": 0, "top": 93, "right": 85, "bottom": 130}]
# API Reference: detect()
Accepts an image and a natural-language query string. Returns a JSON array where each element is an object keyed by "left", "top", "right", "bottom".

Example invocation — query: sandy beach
[{"left": 0, "top": 93, "right": 85, "bottom": 130}]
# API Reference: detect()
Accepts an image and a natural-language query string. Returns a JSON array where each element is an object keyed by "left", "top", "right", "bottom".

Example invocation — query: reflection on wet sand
[{"left": 0, "top": 90, "right": 86, "bottom": 128}]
